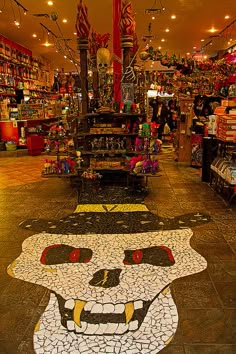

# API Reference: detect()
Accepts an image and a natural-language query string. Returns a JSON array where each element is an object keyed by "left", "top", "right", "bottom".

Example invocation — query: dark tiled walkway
[{"left": 0, "top": 155, "right": 236, "bottom": 354}]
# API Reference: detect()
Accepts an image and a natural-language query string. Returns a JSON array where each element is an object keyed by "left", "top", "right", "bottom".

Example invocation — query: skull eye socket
[
  {"left": 40, "top": 244, "right": 93, "bottom": 265},
  {"left": 123, "top": 246, "right": 175, "bottom": 266}
]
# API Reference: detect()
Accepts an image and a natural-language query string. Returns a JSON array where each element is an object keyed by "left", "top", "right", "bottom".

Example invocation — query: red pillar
[{"left": 113, "top": 0, "right": 122, "bottom": 103}]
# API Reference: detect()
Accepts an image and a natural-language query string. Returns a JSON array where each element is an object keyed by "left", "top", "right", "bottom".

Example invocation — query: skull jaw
[{"left": 34, "top": 289, "right": 178, "bottom": 353}]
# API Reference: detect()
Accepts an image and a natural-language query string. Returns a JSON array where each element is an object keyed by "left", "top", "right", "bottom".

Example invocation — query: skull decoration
[
  {"left": 7, "top": 186, "right": 211, "bottom": 354},
  {"left": 97, "top": 47, "right": 111, "bottom": 77}
]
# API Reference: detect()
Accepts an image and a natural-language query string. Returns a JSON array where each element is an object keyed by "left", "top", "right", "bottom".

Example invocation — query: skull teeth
[
  {"left": 124, "top": 302, "right": 135, "bottom": 325},
  {"left": 73, "top": 300, "right": 86, "bottom": 327},
  {"left": 66, "top": 299, "right": 143, "bottom": 314},
  {"left": 65, "top": 299, "right": 143, "bottom": 333},
  {"left": 66, "top": 320, "right": 139, "bottom": 335}
]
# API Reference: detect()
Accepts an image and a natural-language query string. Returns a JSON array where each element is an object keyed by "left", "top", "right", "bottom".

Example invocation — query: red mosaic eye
[
  {"left": 158, "top": 246, "right": 175, "bottom": 262},
  {"left": 40, "top": 244, "right": 62, "bottom": 264},
  {"left": 123, "top": 260, "right": 130, "bottom": 265},
  {"left": 69, "top": 249, "right": 80, "bottom": 263},
  {"left": 132, "top": 249, "right": 143, "bottom": 264}
]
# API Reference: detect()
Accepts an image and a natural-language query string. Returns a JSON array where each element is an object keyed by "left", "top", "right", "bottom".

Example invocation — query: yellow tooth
[
  {"left": 7, "top": 260, "right": 17, "bottom": 277},
  {"left": 73, "top": 300, "right": 86, "bottom": 327},
  {"left": 161, "top": 286, "right": 170, "bottom": 296},
  {"left": 125, "top": 302, "right": 134, "bottom": 325},
  {"left": 165, "top": 335, "right": 174, "bottom": 345},
  {"left": 34, "top": 320, "right": 41, "bottom": 333},
  {"left": 42, "top": 268, "right": 57, "bottom": 273}
]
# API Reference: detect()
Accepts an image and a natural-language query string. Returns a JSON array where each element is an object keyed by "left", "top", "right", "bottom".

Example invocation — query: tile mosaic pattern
[{"left": 7, "top": 185, "right": 211, "bottom": 353}]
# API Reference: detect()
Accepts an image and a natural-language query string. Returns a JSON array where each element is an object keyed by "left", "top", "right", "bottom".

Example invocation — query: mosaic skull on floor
[{"left": 7, "top": 186, "right": 211, "bottom": 354}]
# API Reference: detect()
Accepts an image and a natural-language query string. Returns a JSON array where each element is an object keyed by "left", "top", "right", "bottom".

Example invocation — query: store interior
[{"left": 0, "top": 1, "right": 236, "bottom": 354}]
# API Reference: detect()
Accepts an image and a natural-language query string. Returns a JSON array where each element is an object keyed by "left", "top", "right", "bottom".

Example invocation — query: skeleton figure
[
  {"left": 97, "top": 47, "right": 111, "bottom": 79},
  {"left": 7, "top": 187, "right": 211, "bottom": 354}
]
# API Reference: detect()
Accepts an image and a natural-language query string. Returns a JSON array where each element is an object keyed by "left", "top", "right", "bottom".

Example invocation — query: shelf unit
[{"left": 75, "top": 112, "right": 147, "bottom": 172}]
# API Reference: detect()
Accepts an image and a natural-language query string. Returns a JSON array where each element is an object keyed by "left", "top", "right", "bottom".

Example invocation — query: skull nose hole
[{"left": 89, "top": 268, "right": 122, "bottom": 288}]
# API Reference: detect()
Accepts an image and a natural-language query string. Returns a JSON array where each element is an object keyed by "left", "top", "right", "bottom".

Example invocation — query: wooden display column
[
  {"left": 76, "top": 0, "right": 90, "bottom": 114},
  {"left": 121, "top": 35, "right": 133, "bottom": 82},
  {"left": 77, "top": 38, "right": 89, "bottom": 114},
  {"left": 90, "top": 54, "right": 99, "bottom": 101},
  {"left": 119, "top": 0, "right": 136, "bottom": 84},
  {"left": 113, "top": 0, "right": 122, "bottom": 102}
]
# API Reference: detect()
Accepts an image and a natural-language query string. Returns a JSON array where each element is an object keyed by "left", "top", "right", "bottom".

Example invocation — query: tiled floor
[{"left": 0, "top": 153, "right": 236, "bottom": 354}]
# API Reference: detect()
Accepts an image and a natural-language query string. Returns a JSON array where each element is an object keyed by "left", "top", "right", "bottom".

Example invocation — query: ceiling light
[
  {"left": 193, "top": 46, "right": 196, "bottom": 49},
  {"left": 201, "top": 39, "right": 205, "bottom": 42},
  {"left": 43, "top": 42, "right": 52, "bottom": 47},
  {"left": 73, "top": 32, "right": 77, "bottom": 35},
  {"left": 165, "top": 28, "right": 169, "bottom": 32},
  {"left": 152, "top": 16, "right": 155, "bottom": 20},
  {"left": 32, "top": 33, "right": 37, "bottom": 38},
  {"left": 158, "top": 46, "right": 162, "bottom": 50},
  {"left": 209, "top": 27, "right": 217, "bottom": 33},
  {"left": 204, "top": 55, "right": 207, "bottom": 59},
  {"left": 171, "top": 15, "right": 176, "bottom": 19},
  {"left": 0, "top": 10, "right": 2, "bottom": 13},
  {"left": 225, "top": 15, "right": 230, "bottom": 19},
  {"left": 64, "top": 55, "right": 67, "bottom": 58},
  {"left": 62, "top": 19, "right": 67, "bottom": 23},
  {"left": 186, "top": 52, "right": 190, "bottom": 55},
  {"left": 14, "top": 21, "right": 20, "bottom": 26},
  {"left": 47, "top": 1, "right": 54, "bottom": 5},
  {"left": 161, "top": 38, "right": 165, "bottom": 42}
]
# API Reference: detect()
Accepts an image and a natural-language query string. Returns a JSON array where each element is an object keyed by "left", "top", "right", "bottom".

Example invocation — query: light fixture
[
  {"left": 32, "top": 33, "right": 37, "bottom": 38},
  {"left": 201, "top": 39, "right": 205, "bottom": 42},
  {"left": 43, "top": 42, "right": 52, "bottom": 47},
  {"left": 14, "top": 20, "right": 20, "bottom": 26},
  {"left": 158, "top": 46, "right": 162, "bottom": 50},
  {"left": 47, "top": 1, "right": 54, "bottom": 5},
  {"left": 171, "top": 15, "right": 176, "bottom": 19},
  {"left": 209, "top": 27, "right": 217, "bottom": 33},
  {"left": 62, "top": 19, "right": 67, "bottom": 23},
  {"left": 165, "top": 28, "right": 169, "bottom": 32},
  {"left": 73, "top": 32, "right": 77, "bottom": 35},
  {"left": 161, "top": 38, "right": 165, "bottom": 42},
  {"left": 152, "top": 16, "right": 155, "bottom": 20},
  {"left": 225, "top": 15, "right": 230, "bottom": 19}
]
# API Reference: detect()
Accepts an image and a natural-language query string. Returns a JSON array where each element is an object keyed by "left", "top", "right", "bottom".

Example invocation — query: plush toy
[
  {"left": 129, "top": 155, "right": 143, "bottom": 171},
  {"left": 133, "top": 160, "right": 143, "bottom": 174},
  {"left": 135, "top": 137, "right": 143, "bottom": 152},
  {"left": 142, "top": 159, "right": 152, "bottom": 174}
]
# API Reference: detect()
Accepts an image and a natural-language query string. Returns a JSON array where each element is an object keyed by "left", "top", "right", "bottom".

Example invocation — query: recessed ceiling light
[
  {"left": 171, "top": 15, "right": 176, "bottom": 19},
  {"left": 158, "top": 46, "right": 162, "bottom": 50},
  {"left": 62, "top": 19, "right": 67, "bottom": 23},
  {"left": 152, "top": 16, "right": 155, "bottom": 20},
  {"left": 165, "top": 28, "right": 169, "bottom": 32},
  {"left": 225, "top": 15, "right": 230, "bottom": 19},
  {"left": 209, "top": 27, "right": 217, "bottom": 33},
  {"left": 193, "top": 46, "right": 196, "bottom": 49},
  {"left": 201, "top": 39, "right": 205, "bottom": 42},
  {"left": 204, "top": 55, "right": 207, "bottom": 59},
  {"left": 73, "top": 32, "right": 77, "bottom": 35},
  {"left": 43, "top": 42, "right": 52, "bottom": 47},
  {"left": 32, "top": 33, "right": 37, "bottom": 38},
  {"left": 186, "top": 52, "right": 190, "bottom": 55},
  {"left": 161, "top": 38, "right": 165, "bottom": 42},
  {"left": 47, "top": 1, "right": 54, "bottom": 5},
  {"left": 64, "top": 55, "right": 67, "bottom": 58}
]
